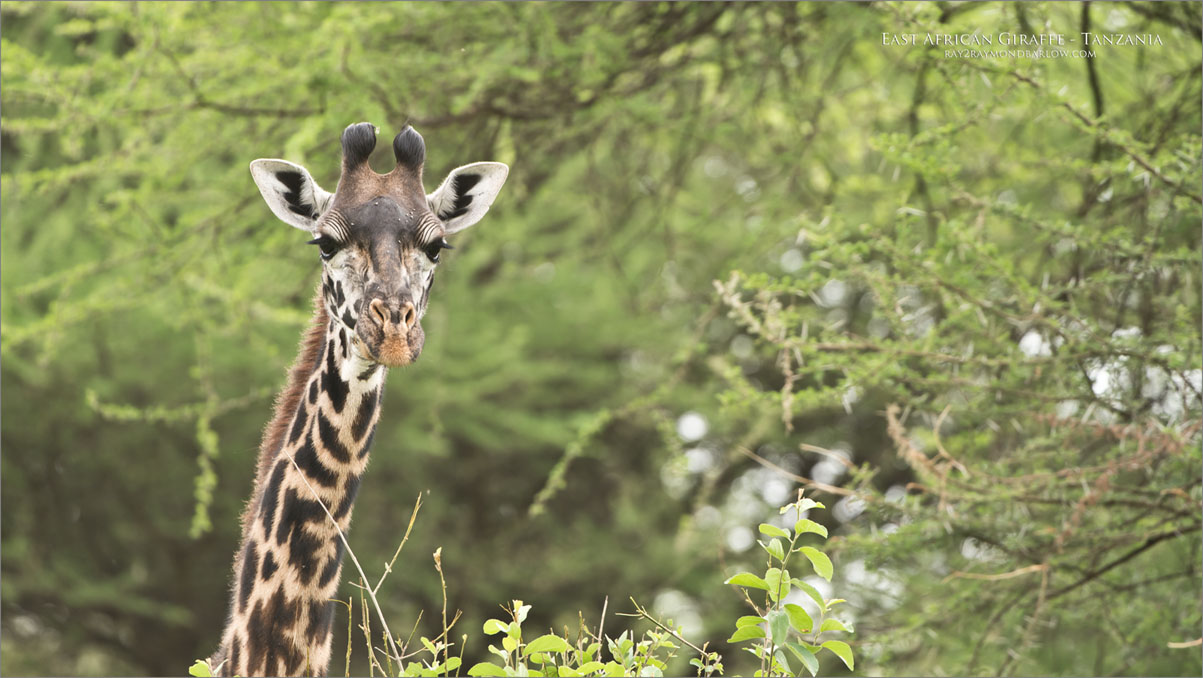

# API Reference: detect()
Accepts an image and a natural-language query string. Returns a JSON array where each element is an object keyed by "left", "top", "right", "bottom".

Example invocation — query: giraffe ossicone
[{"left": 208, "top": 122, "right": 508, "bottom": 677}]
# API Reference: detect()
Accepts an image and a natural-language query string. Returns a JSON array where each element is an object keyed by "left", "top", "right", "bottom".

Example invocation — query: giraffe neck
[{"left": 212, "top": 287, "right": 388, "bottom": 677}]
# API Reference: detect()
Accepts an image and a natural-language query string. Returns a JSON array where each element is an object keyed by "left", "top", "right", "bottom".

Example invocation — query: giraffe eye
[
  {"left": 307, "top": 236, "right": 341, "bottom": 261},
  {"left": 422, "top": 238, "right": 452, "bottom": 263}
]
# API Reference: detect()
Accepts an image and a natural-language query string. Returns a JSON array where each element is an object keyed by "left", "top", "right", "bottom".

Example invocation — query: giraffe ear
[
  {"left": 249, "top": 159, "right": 334, "bottom": 232},
  {"left": 426, "top": 162, "right": 509, "bottom": 234}
]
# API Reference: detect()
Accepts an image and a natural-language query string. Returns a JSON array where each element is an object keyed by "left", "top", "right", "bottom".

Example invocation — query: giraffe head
[{"left": 250, "top": 122, "right": 508, "bottom": 367}]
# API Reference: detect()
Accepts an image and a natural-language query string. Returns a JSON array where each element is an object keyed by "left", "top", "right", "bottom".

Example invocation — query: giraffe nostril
[
  {"left": 369, "top": 299, "right": 389, "bottom": 327},
  {"left": 401, "top": 302, "right": 417, "bottom": 331}
]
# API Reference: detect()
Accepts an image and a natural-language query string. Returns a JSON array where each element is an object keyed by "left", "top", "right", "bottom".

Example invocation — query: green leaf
[
  {"left": 736, "top": 615, "right": 765, "bottom": 628},
  {"left": 785, "top": 642, "right": 819, "bottom": 676},
  {"left": 558, "top": 668, "right": 581, "bottom": 677},
  {"left": 784, "top": 603, "right": 813, "bottom": 633},
  {"left": 444, "top": 657, "right": 463, "bottom": 672},
  {"left": 603, "top": 661, "right": 626, "bottom": 677},
  {"left": 727, "top": 625, "right": 767, "bottom": 643},
  {"left": 765, "top": 538, "right": 786, "bottom": 561},
  {"left": 725, "top": 572, "right": 771, "bottom": 591},
  {"left": 468, "top": 662, "right": 507, "bottom": 677},
  {"left": 503, "top": 635, "right": 518, "bottom": 653},
  {"left": 798, "top": 546, "right": 833, "bottom": 581},
  {"left": 188, "top": 660, "right": 213, "bottom": 677},
  {"left": 577, "top": 661, "right": 605, "bottom": 675},
  {"left": 484, "top": 618, "right": 510, "bottom": 635},
  {"left": 793, "top": 519, "right": 828, "bottom": 539},
  {"left": 790, "top": 579, "right": 826, "bottom": 610},
  {"left": 516, "top": 604, "right": 532, "bottom": 623},
  {"left": 773, "top": 649, "right": 790, "bottom": 675},
  {"left": 759, "top": 523, "right": 791, "bottom": 539},
  {"left": 767, "top": 609, "right": 790, "bottom": 645},
  {"left": 524, "top": 634, "right": 571, "bottom": 656},
  {"left": 820, "top": 618, "right": 852, "bottom": 633},
  {"left": 821, "top": 640, "right": 855, "bottom": 670},
  {"left": 420, "top": 636, "right": 438, "bottom": 655}
]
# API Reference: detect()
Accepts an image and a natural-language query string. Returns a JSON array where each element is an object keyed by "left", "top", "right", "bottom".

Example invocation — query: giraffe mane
[
  {"left": 240, "top": 284, "right": 330, "bottom": 533},
  {"left": 262, "top": 284, "right": 329, "bottom": 479}
]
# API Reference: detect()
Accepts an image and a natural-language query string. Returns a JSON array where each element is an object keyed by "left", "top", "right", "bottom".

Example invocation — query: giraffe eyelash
[
  {"left": 306, "top": 236, "right": 343, "bottom": 260},
  {"left": 421, "top": 238, "right": 453, "bottom": 263}
]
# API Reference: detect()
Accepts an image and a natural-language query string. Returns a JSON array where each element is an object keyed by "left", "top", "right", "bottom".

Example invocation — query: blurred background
[{"left": 2, "top": 2, "right": 1200, "bottom": 676}]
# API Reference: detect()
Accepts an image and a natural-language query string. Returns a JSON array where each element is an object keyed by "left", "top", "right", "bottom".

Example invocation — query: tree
[{"left": 2, "top": 2, "right": 1198, "bottom": 676}]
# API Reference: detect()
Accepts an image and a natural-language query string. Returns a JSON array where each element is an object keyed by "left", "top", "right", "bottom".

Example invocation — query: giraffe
[{"left": 205, "top": 122, "right": 508, "bottom": 677}]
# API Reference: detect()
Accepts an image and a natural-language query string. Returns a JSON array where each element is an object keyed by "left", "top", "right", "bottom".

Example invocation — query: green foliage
[
  {"left": 724, "top": 495, "right": 855, "bottom": 677},
  {"left": 3, "top": 2, "right": 1201, "bottom": 677}
]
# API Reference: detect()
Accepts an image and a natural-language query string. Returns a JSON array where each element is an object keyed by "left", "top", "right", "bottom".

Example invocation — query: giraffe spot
[
  {"left": 238, "top": 541, "right": 259, "bottom": 614},
  {"left": 293, "top": 438, "right": 338, "bottom": 488},
  {"left": 317, "top": 410, "right": 351, "bottom": 463},
  {"left": 246, "top": 588, "right": 303, "bottom": 676},
  {"left": 333, "top": 473, "right": 361, "bottom": 521},
  {"left": 261, "top": 550, "right": 278, "bottom": 581},
  {"left": 318, "top": 538, "right": 345, "bottom": 588},
  {"left": 334, "top": 281, "right": 346, "bottom": 308},
  {"left": 275, "top": 488, "right": 327, "bottom": 546},
  {"left": 351, "top": 388, "right": 379, "bottom": 442},
  {"left": 229, "top": 634, "right": 242, "bottom": 677},
  {"left": 323, "top": 343, "right": 349, "bottom": 413},
  {"left": 287, "top": 522, "right": 324, "bottom": 585},
  {"left": 306, "top": 599, "right": 336, "bottom": 643},
  {"left": 288, "top": 401, "right": 308, "bottom": 445},
  {"left": 244, "top": 599, "right": 268, "bottom": 675},
  {"left": 359, "top": 424, "right": 377, "bottom": 459},
  {"left": 308, "top": 380, "right": 318, "bottom": 405},
  {"left": 260, "top": 460, "right": 288, "bottom": 536},
  {"left": 357, "top": 363, "right": 380, "bottom": 381},
  {"left": 342, "top": 308, "right": 356, "bottom": 331}
]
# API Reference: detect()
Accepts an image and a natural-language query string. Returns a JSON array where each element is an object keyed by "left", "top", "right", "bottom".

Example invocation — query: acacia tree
[{"left": 1, "top": 2, "right": 1199, "bottom": 677}]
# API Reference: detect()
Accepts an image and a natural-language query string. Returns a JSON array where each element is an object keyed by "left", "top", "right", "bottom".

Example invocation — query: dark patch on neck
[
  {"left": 260, "top": 460, "right": 288, "bottom": 536},
  {"left": 333, "top": 473, "right": 361, "bottom": 521},
  {"left": 261, "top": 550, "right": 278, "bottom": 581},
  {"left": 245, "top": 588, "right": 303, "bottom": 676},
  {"left": 351, "top": 388, "right": 379, "bottom": 442},
  {"left": 275, "top": 487, "right": 327, "bottom": 546},
  {"left": 322, "top": 342, "right": 349, "bottom": 413},
  {"left": 287, "top": 402, "right": 308, "bottom": 445},
  {"left": 228, "top": 635, "right": 241, "bottom": 677},
  {"left": 307, "top": 380, "right": 318, "bottom": 405},
  {"left": 286, "top": 518, "right": 324, "bottom": 586},
  {"left": 342, "top": 308, "right": 357, "bottom": 330},
  {"left": 317, "top": 410, "right": 351, "bottom": 463},
  {"left": 238, "top": 541, "right": 259, "bottom": 614},
  {"left": 292, "top": 437, "right": 338, "bottom": 489},
  {"left": 317, "top": 538, "right": 345, "bottom": 589},
  {"left": 357, "top": 364, "right": 380, "bottom": 381},
  {"left": 305, "top": 599, "right": 336, "bottom": 646},
  {"left": 359, "top": 423, "right": 377, "bottom": 459}
]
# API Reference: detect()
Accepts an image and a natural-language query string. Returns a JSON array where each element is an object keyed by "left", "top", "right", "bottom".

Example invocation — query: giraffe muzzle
[{"left": 359, "top": 297, "right": 422, "bottom": 367}]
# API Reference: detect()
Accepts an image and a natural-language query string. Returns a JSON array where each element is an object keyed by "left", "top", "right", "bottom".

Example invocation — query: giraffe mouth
[{"left": 354, "top": 324, "right": 424, "bottom": 368}]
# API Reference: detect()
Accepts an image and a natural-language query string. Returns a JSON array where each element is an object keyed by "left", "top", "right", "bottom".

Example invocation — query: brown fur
[{"left": 239, "top": 285, "right": 330, "bottom": 537}]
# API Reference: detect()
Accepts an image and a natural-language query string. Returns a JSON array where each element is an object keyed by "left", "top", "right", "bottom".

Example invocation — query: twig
[
  {"left": 374, "top": 494, "right": 425, "bottom": 595},
  {"left": 625, "top": 598, "right": 712, "bottom": 659},
  {"left": 736, "top": 445, "right": 858, "bottom": 497},
  {"left": 943, "top": 563, "right": 1047, "bottom": 583}
]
